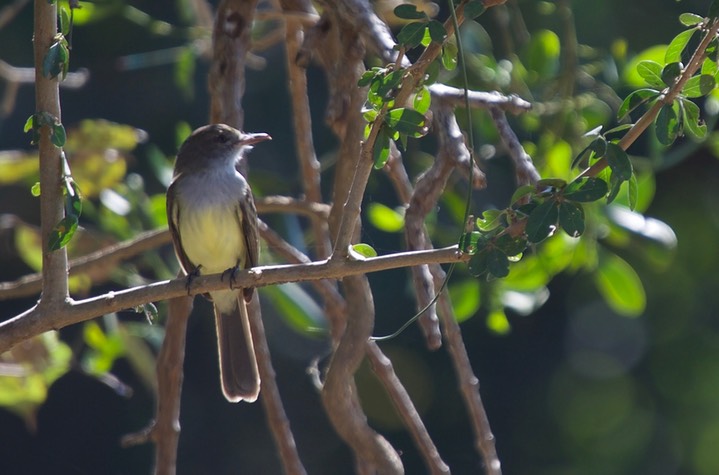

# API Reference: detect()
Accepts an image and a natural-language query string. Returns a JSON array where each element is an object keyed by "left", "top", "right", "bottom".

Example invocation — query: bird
[{"left": 166, "top": 123, "right": 270, "bottom": 402}]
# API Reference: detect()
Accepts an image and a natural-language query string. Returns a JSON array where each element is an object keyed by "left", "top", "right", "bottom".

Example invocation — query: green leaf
[
  {"left": 358, "top": 68, "right": 380, "bottom": 87},
  {"left": 594, "top": 253, "right": 646, "bottom": 316},
  {"left": 350, "top": 243, "right": 378, "bottom": 258},
  {"left": 679, "top": 13, "right": 704, "bottom": 26},
  {"left": 442, "top": 41, "right": 458, "bottom": 71},
  {"left": 397, "top": 22, "right": 427, "bottom": 48},
  {"left": 606, "top": 173, "right": 623, "bottom": 204},
  {"left": 526, "top": 29, "right": 560, "bottom": 78},
  {"left": 572, "top": 136, "right": 609, "bottom": 169},
  {"left": 682, "top": 74, "right": 716, "bottom": 97},
  {"left": 605, "top": 143, "right": 633, "bottom": 182},
  {"left": 468, "top": 247, "right": 490, "bottom": 277},
  {"left": 51, "top": 122, "right": 66, "bottom": 147},
  {"left": 510, "top": 184, "right": 536, "bottom": 204},
  {"left": 617, "top": 88, "right": 660, "bottom": 120},
  {"left": 31, "top": 182, "right": 41, "bottom": 196},
  {"left": 486, "top": 309, "right": 510, "bottom": 335},
  {"left": 424, "top": 59, "right": 441, "bottom": 85},
  {"left": 661, "top": 62, "right": 682, "bottom": 87},
  {"left": 627, "top": 173, "right": 639, "bottom": 211},
  {"left": 59, "top": 6, "right": 71, "bottom": 36},
  {"left": 48, "top": 215, "right": 78, "bottom": 250},
  {"left": 43, "top": 36, "right": 69, "bottom": 79},
  {"left": 494, "top": 234, "right": 527, "bottom": 257},
  {"left": 536, "top": 178, "right": 567, "bottom": 190},
  {"left": 681, "top": 98, "right": 707, "bottom": 139},
  {"left": 427, "top": 20, "right": 447, "bottom": 43},
  {"left": 525, "top": 200, "right": 559, "bottom": 243},
  {"left": 413, "top": 86, "right": 431, "bottom": 114},
  {"left": 464, "top": 1, "right": 487, "bottom": 20},
  {"left": 393, "top": 4, "right": 427, "bottom": 20},
  {"left": 656, "top": 102, "right": 680, "bottom": 145},
  {"left": 261, "top": 284, "right": 327, "bottom": 336},
  {"left": 476, "top": 209, "right": 504, "bottom": 232},
  {"left": 372, "top": 130, "right": 391, "bottom": 169},
  {"left": 487, "top": 249, "right": 510, "bottom": 278},
  {"left": 448, "top": 280, "right": 481, "bottom": 323},
  {"left": 367, "top": 202, "right": 404, "bottom": 232},
  {"left": 375, "top": 70, "right": 404, "bottom": 100},
  {"left": 384, "top": 108, "right": 428, "bottom": 137},
  {"left": 636, "top": 60, "right": 665, "bottom": 88},
  {"left": 558, "top": 201, "right": 585, "bottom": 237},
  {"left": 459, "top": 231, "right": 482, "bottom": 254},
  {"left": 665, "top": 28, "right": 696, "bottom": 64},
  {"left": 563, "top": 177, "right": 609, "bottom": 202}
]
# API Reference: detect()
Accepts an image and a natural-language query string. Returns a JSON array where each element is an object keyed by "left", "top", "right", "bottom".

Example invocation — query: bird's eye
[{"left": 216, "top": 133, "right": 229, "bottom": 143}]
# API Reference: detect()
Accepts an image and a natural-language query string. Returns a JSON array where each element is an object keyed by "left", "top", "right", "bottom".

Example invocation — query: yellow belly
[{"left": 179, "top": 205, "right": 245, "bottom": 275}]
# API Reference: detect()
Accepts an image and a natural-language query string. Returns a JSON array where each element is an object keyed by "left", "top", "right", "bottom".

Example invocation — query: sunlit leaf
[
  {"left": 373, "top": 130, "right": 391, "bottom": 169},
  {"left": 486, "top": 308, "right": 511, "bottom": 335},
  {"left": 678, "top": 13, "right": 704, "bottom": 26},
  {"left": 350, "top": 243, "right": 378, "bottom": 259},
  {"left": 48, "top": 215, "right": 78, "bottom": 250},
  {"left": 681, "top": 99, "right": 707, "bottom": 139},
  {"left": 413, "top": 86, "right": 431, "bottom": 114},
  {"left": 448, "top": 280, "right": 481, "bottom": 323},
  {"left": 367, "top": 202, "right": 404, "bottom": 232},
  {"left": 526, "top": 200, "right": 559, "bottom": 243},
  {"left": 665, "top": 28, "right": 696, "bottom": 64},
  {"left": 617, "top": 88, "right": 660, "bottom": 120},
  {"left": 476, "top": 209, "right": 504, "bottom": 232},
  {"left": 384, "top": 108, "right": 428, "bottom": 137},
  {"left": 594, "top": 253, "right": 646, "bottom": 316},
  {"left": 636, "top": 60, "right": 665, "bottom": 88}
]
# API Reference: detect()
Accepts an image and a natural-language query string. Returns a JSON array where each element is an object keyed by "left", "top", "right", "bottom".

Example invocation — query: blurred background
[{"left": 2, "top": 0, "right": 719, "bottom": 474}]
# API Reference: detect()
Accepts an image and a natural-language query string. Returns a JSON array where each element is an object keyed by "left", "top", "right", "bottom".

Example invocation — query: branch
[
  {"left": 33, "top": 0, "right": 68, "bottom": 307},
  {"left": 430, "top": 84, "right": 531, "bottom": 114},
  {"left": 489, "top": 107, "right": 539, "bottom": 186},
  {"left": 0, "top": 246, "right": 466, "bottom": 353}
]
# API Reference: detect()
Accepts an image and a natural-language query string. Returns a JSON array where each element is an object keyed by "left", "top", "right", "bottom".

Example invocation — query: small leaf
[
  {"left": 350, "top": 243, "right": 378, "bottom": 259},
  {"left": 367, "top": 202, "right": 404, "bottom": 232},
  {"left": 449, "top": 280, "right": 481, "bottom": 323},
  {"left": 682, "top": 74, "right": 716, "bottom": 98},
  {"left": 486, "top": 309, "right": 510, "bottom": 335},
  {"left": 51, "top": 122, "right": 66, "bottom": 147},
  {"left": 665, "top": 28, "right": 696, "bottom": 64},
  {"left": 397, "top": 22, "right": 426, "bottom": 48},
  {"left": 594, "top": 253, "right": 646, "bottom": 316},
  {"left": 427, "top": 20, "right": 447, "bottom": 43},
  {"left": 394, "top": 4, "right": 427, "bottom": 20},
  {"left": 487, "top": 249, "right": 510, "bottom": 278},
  {"left": 606, "top": 173, "right": 623, "bottom": 204},
  {"left": 31, "top": 182, "right": 41, "bottom": 196},
  {"left": 358, "top": 68, "right": 380, "bottom": 87},
  {"left": 413, "top": 86, "right": 431, "bottom": 114},
  {"left": 525, "top": 200, "right": 559, "bottom": 243},
  {"left": 661, "top": 62, "right": 683, "bottom": 87},
  {"left": 442, "top": 41, "right": 458, "bottom": 71},
  {"left": 605, "top": 143, "right": 633, "bottom": 181},
  {"left": 572, "top": 136, "right": 609, "bottom": 169},
  {"left": 468, "top": 246, "right": 490, "bottom": 277},
  {"left": 627, "top": 173, "right": 639, "bottom": 211},
  {"left": 42, "top": 36, "right": 69, "bottom": 79},
  {"left": 681, "top": 99, "right": 707, "bottom": 139},
  {"left": 679, "top": 13, "right": 704, "bottom": 26},
  {"left": 48, "top": 215, "right": 78, "bottom": 250},
  {"left": 636, "top": 60, "right": 664, "bottom": 88},
  {"left": 476, "top": 209, "right": 504, "bottom": 232},
  {"left": 563, "top": 177, "right": 609, "bottom": 202},
  {"left": 558, "top": 201, "right": 585, "bottom": 237},
  {"left": 372, "top": 130, "right": 391, "bottom": 169},
  {"left": 536, "top": 178, "right": 567, "bottom": 190},
  {"left": 384, "top": 108, "right": 428, "bottom": 137},
  {"left": 617, "top": 88, "right": 660, "bottom": 120},
  {"left": 494, "top": 234, "right": 527, "bottom": 257},
  {"left": 24, "top": 115, "right": 35, "bottom": 133},
  {"left": 656, "top": 102, "right": 680, "bottom": 145},
  {"left": 510, "top": 184, "right": 535, "bottom": 204},
  {"left": 464, "top": 1, "right": 487, "bottom": 20},
  {"left": 459, "top": 231, "right": 482, "bottom": 254},
  {"left": 60, "top": 6, "right": 71, "bottom": 36}
]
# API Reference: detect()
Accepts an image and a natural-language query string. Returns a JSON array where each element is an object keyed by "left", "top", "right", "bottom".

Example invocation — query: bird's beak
[{"left": 240, "top": 132, "right": 272, "bottom": 146}]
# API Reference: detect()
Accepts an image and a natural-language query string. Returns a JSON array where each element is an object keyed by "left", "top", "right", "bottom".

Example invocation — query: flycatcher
[{"left": 166, "top": 123, "right": 270, "bottom": 402}]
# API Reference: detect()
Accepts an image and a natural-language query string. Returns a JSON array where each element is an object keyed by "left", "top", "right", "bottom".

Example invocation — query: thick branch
[{"left": 34, "top": 0, "right": 68, "bottom": 307}]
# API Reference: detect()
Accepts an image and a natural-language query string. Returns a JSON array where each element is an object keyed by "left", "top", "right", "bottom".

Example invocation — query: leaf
[
  {"left": 486, "top": 309, "right": 511, "bottom": 335},
  {"left": 448, "top": 280, "right": 481, "bottom": 323},
  {"left": 51, "top": 122, "right": 66, "bottom": 147},
  {"left": 627, "top": 173, "right": 639, "bottom": 211},
  {"left": 464, "top": 1, "right": 487, "bottom": 20},
  {"left": 48, "top": 215, "right": 79, "bottom": 250},
  {"left": 31, "top": 182, "right": 41, "bottom": 196},
  {"left": 372, "top": 130, "right": 391, "bottom": 169},
  {"left": 681, "top": 98, "right": 707, "bottom": 139},
  {"left": 476, "top": 209, "right": 504, "bottom": 232},
  {"left": 617, "top": 88, "right": 660, "bottom": 120},
  {"left": 393, "top": 4, "right": 427, "bottom": 20},
  {"left": 682, "top": 74, "right": 716, "bottom": 98},
  {"left": 468, "top": 247, "right": 489, "bottom": 277},
  {"left": 487, "top": 249, "right": 510, "bottom": 278},
  {"left": 261, "top": 285, "right": 327, "bottom": 336},
  {"left": 563, "top": 177, "right": 609, "bottom": 202},
  {"left": 656, "top": 102, "right": 680, "bottom": 145},
  {"left": 525, "top": 200, "right": 559, "bottom": 243},
  {"left": 661, "top": 62, "right": 682, "bottom": 87},
  {"left": 442, "top": 41, "right": 458, "bottom": 71},
  {"left": 384, "top": 108, "right": 428, "bottom": 137},
  {"left": 594, "top": 253, "right": 646, "bottom": 316},
  {"left": 459, "top": 231, "right": 482, "bottom": 254},
  {"left": 572, "top": 136, "right": 609, "bottom": 169},
  {"left": 350, "top": 243, "right": 378, "bottom": 259},
  {"left": 59, "top": 7, "right": 71, "bottom": 36},
  {"left": 679, "top": 13, "right": 704, "bottom": 26},
  {"left": 367, "top": 202, "right": 404, "bottom": 232},
  {"left": 510, "top": 184, "right": 536, "bottom": 204},
  {"left": 558, "top": 201, "right": 585, "bottom": 237},
  {"left": 397, "top": 22, "right": 426, "bottom": 48},
  {"left": 605, "top": 143, "right": 633, "bottom": 181},
  {"left": 42, "top": 36, "right": 69, "bottom": 79},
  {"left": 494, "top": 234, "right": 527, "bottom": 257},
  {"left": 413, "top": 86, "right": 431, "bottom": 114},
  {"left": 536, "top": 178, "right": 567, "bottom": 190},
  {"left": 665, "top": 28, "right": 696, "bottom": 64},
  {"left": 358, "top": 68, "right": 381, "bottom": 87},
  {"left": 427, "top": 20, "right": 447, "bottom": 43},
  {"left": 636, "top": 60, "right": 665, "bottom": 88}
]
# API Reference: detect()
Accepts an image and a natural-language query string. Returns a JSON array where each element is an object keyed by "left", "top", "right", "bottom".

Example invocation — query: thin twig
[{"left": 489, "top": 107, "right": 539, "bottom": 186}]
